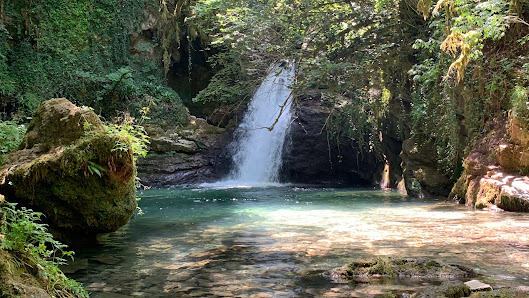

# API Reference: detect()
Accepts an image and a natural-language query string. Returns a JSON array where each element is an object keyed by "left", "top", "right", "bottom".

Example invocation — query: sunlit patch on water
[{"left": 67, "top": 187, "right": 529, "bottom": 297}]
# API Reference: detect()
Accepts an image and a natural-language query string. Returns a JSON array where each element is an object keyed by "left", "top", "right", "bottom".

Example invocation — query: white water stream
[{"left": 215, "top": 62, "right": 295, "bottom": 187}]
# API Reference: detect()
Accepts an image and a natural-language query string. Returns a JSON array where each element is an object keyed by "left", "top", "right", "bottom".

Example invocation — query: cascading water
[{"left": 219, "top": 62, "right": 295, "bottom": 186}]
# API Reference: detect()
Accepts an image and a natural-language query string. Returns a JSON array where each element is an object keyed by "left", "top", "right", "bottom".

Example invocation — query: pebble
[{"left": 464, "top": 280, "right": 492, "bottom": 291}]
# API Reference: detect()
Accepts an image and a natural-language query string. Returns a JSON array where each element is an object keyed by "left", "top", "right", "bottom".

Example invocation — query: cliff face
[
  {"left": 450, "top": 115, "right": 529, "bottom": 212},
  {"left": 136, "top": 117, "right": 231, "bottom": 186},
  {"left": 281, "top": 93, "right": 385, "bottom": 186}
]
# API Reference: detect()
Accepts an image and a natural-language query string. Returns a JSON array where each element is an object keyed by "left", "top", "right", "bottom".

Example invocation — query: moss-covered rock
[
  {"left": 0, "top": 98, "right": 137, "bottom": 238},
  {"left": 337, "top": 257, "right": 474, "bottom": 280},
  {"left": 400, "top": 136, "right": 453, "bottom": 197},
  {"left": 415, "top": 281, "right": 471, "bottom": 298},
  {"left": 20, "top": 98, "right": 105, "bottom": 151}
]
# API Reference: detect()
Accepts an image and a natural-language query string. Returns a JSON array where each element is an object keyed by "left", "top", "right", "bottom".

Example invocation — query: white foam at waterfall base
[{"left": 204, "top": 63, "right": 295, "bottom": 188}]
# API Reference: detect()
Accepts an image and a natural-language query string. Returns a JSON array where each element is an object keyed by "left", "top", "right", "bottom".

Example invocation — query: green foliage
[
  {"left": 193, "top": 51, "right": 253, "bottom": 105},
  {"left": 105, "top": 109, "right": 151, "bottom": 161},
  {"left": 326, "top": 96, "right": 383, "bottom": 160},
  {"left": 428, "top": 0, "right": 514, "bottom": 81},
  {"left": 0, "top": 202, "right": 88, "bottom": 297},
  {"left": 409, "top": 58, "right": 465, "bottom": 176},
  {"left": 411, "top": 0, "right": 529, "bottom": 177},
  {"left": 1, "top": 0, "right": 189, "bottom": 125},
  {"left": 511, "top": 85, "right": 529, "bottom": 128},
  {"left": 75, "top": 59, "right": 189, "bottom": 126},
  {"left": 87, "top": 161, "right": 107, "bottom": 177},
  {"left": 0, "top": 27, "right": 16, "bottom": 98},
  {"left": 0, "top": 121, "right": 26, "bottom": 165}
]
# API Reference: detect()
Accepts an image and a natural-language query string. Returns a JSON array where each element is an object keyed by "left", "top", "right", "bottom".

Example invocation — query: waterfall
[
  {"left": 380, "top": 163, "right": 390, "bottom": 189},
  {"left": 217, "top": 62, "right": 295, "bottom": 187}
]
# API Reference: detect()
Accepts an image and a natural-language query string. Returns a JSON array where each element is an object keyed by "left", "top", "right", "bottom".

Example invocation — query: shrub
[
  {"left": 0, "top": 202, "right": 88, "bottom": 297},
  {"left": 0, "top": 121, "right": 26, "bottom": 165}
]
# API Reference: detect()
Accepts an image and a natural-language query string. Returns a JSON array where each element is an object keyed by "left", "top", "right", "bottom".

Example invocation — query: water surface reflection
[{"left": 69, "top": 187, "right": 529, "bottom": 297}]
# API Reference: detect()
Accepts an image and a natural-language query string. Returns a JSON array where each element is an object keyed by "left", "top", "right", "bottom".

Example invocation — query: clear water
[
  {"left": 218, "top": 63, "right": 294, "bottom": 186},
  {"left": 69, "top": 187, "right": 529, "bottom": 297}
]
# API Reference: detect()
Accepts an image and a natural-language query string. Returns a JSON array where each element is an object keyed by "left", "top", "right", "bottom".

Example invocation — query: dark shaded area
[
  {"left": 166, "top": 37, "right": 217, "bottom": 118},
  {"left": 281, "top": 92, "right": 384, "bottom": 186}
]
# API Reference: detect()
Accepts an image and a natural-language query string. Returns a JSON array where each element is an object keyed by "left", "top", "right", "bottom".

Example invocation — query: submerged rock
[
  {"left": 335, "top": 257, "right": 474, "bottom": 281},
  {"left": 415, "top": 281, "right": 471, "bottom": 298},
  {"left": 0, "top": 98, "right": 137, "bottom": 238}
]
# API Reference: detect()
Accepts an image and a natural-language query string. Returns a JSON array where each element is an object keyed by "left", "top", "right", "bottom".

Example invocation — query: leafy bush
[
  {"left": 1, "top": 0, "right": 189, "bottom": 126},
  {"left": 0, "top": 202, "right": 88, "bottom": 297},
  {"left": 0, "top": 121, "right": 26, "bottom": 165},
  {"left": 193, "top": 51, "right": 254, "bottom": 105},
  {"left": 423, "top": 0, "right": 513, "bottom": 81},
  {"left": 105, "top": 108, "right": 151, "bottom": 161}
]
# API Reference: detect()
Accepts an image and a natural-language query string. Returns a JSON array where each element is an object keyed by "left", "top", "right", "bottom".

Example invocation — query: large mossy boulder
[{"left": 0, "top": 98, "right": 137, "bottom": 237}]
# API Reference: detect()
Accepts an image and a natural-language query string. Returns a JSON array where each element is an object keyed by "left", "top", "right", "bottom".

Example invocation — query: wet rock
[
  {"left": 476, "top": 172, "right": 529, "bottom": 211},
  {"left": 335, "top": 257, "right": 474, "bottom": 280},
  {"left": 469, "top": 288, "right": 529, "bottom": 297},
  {"left": 0, "top": 98, "right": 137, "bottom": 238},
  {"left": 415, "top": 281, "right": 470, "bottom": 298},
  {"left": 137, "top": 120, "right": 229, "bottom": 186},
  {"left": 137, "top": 153, "right": 221, "bottom": 186},
  {"left": 149, "top": 137, "right": 198, "bottom": 153},
  {"left": 464, "top": 280, "right": 492, "bottom": 292},
  {"left": 91, "top": 255, "right": 123, "bottom": 265},
  {"left": 400, "top": 136, "right": 453, "bottom": 196},
  {"left": 281, "top": 92, "right": 384, "bottom": 185}
]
